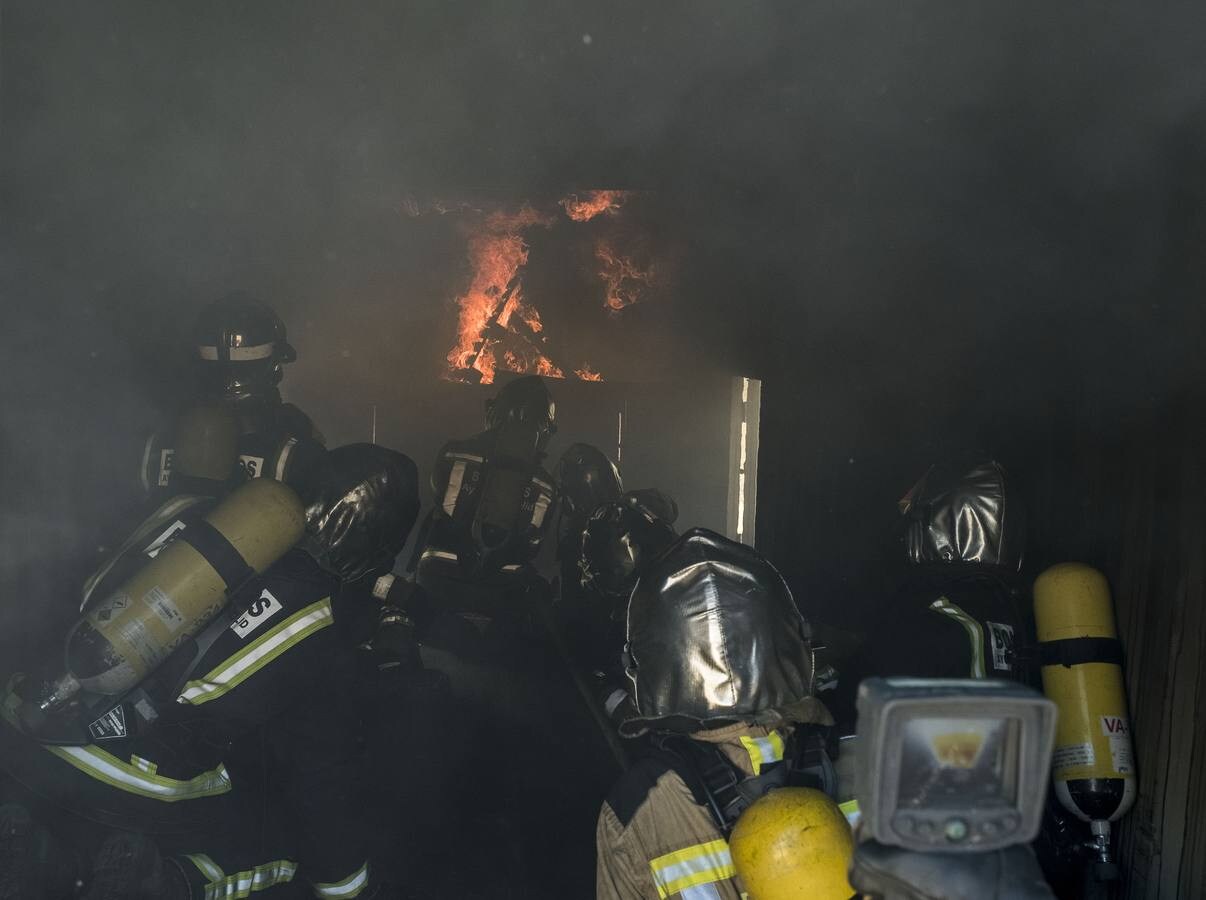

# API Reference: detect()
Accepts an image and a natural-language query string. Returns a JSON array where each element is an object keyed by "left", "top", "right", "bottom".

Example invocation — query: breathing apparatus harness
[{"left": 649, "top": 726, "right": 837, "bottom": 836}]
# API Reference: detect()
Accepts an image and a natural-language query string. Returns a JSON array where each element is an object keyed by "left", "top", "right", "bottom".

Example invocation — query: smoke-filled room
[{"left": 1, "top": 3, "right": 1204, "bottom": 899}]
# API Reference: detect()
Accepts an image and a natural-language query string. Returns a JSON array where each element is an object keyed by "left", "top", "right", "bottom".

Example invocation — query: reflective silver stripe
[
  {"left": 604, "top": 688, "right": 628, "bottom": 716},
  {"left": 531, "top": 488, "right": 551, "bottom": 529},
  {"left": 421, "top": 550, "right": 458, "bottom": 563},
  {"left": 372, "top": 573, "right": 396, "bottom": 601},
  {"left": 839, "top": 799, "right": 862, "bottom": 827},
  {"left": 45, "top": 744, "right": 231, "bottom": 801},
  {"left": 130, "top": 754, "right": 157, "bottom": 774},
  {"left": 680, "top": 885, "right": 723, "bottom": 900},
  {"left": 202, "top": 858, "right": 298, "bottom": 899},
  {"left": 533, "top": 477, "right": 554, "bottom": 493},
  {"left": 197, "top": 343, "right": 275, "bottom": 361},
  {"left": 274, "top": 438, "right": 299, "bottom": 481},
  {"left": 649, "top": 840, "right": 736, "bottom": 899},
  {"left": 929, "top": 596, "right": 987, "bottom": 678},
  {"left": 446, "top": 452, "right": 485, "bottom": 463},
  {"left": 188, "top": 854, "right": 225, "bottom": 883},
  {"left": 442, "top": 460, "right": 467, "bottom": 515},
  {"left": 501, "top": 564, "right": 524, "bottom": 572},
  {"left": 178, "top": 599, "right": 333, "bottom": 705},
  {"left": 739, "top": 732, "right": 785, "bottom": 775},
  {"left": 313, "top": 860, "right": 370, "bottom": 898}
]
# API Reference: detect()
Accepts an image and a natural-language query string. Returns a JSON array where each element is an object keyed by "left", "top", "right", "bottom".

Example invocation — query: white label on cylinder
[
  {"left": 1101, "top": 716, "right": 1134, "bottom": 775},
  {"left": 1052, "top": 742, "right": 1096, "bottom": 772},
  {"left": 142, "top": 586, "right": 186, "bottom": 632}
]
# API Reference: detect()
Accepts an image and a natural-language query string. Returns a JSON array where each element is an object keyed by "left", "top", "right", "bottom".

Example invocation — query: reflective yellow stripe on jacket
[
  {"left": 1, "top": 680, "right": 230, "bottom": 802},
  {"left": 650, "top": 840, "right": 737, "bottom": 899},
  {"left": 45, "top": 745, "right": 231, "bottom": 802},
  {"left": 178, "top": 598, "right": 333, "bottom": 706},
  {"left": 313, "top": 860, "right": 371, "bottom": 898},
  {"left": 187, "top": 854, "right": 299, "bottom": 899},
  {"left": 738, "top": 732, "right": 785, "bottom": 775}
]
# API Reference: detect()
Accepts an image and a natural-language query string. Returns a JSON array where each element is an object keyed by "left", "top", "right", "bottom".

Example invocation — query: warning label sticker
[
  {"left": 1052, "top": 742, "right": 1096, "bottom": 772},
  {"left": 987, "top": 621, "right": 1015, "bottom": 672},
  {"left": 88, "top": 705, "right": 128, "bottom": 741},
  {"left": 142, "top": 586, "right": 186, "bottom": 632},
  {"left": 1101, "top": 716, "right": 1134, "bottom": 774}
]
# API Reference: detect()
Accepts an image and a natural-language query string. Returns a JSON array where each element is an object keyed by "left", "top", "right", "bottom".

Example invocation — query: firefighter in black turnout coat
[
  {"left": 0, "top": 444, "right": 420, "bottom": 900},
  {"left": 412, "top": 374, "right": 559, "bottom": 604},
  {"left": 141, "top": 293, "right": 325, "bottom": 499},
  {"left": 405, "top": 376, "right": 618, "bottom": 897}
]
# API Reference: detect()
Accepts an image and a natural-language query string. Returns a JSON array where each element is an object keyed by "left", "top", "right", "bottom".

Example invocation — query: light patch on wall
[{"left": 729, "top": 377, "right": 761, "bottom": 545}]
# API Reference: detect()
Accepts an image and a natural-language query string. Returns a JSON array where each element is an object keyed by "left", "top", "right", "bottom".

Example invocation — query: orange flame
[
  {"left": 444, "top": 197, "right": 638, "bottom": 383},
  {"left": 560, "top": 190, "right": 630, "bottom": 222},
  {"left": 575, "top": 365, "right": 604, "bottom": 382},
  {"left": 446, "top": 206, "right": 561, "bottom": 384},
  {"left": 596, "top": 239, "right": 656, "bottom": 315}
]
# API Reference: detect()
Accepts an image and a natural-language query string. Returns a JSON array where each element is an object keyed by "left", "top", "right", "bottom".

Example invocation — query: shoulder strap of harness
[
  {"left": 649, "top": 734, "right": 790, "bottom": 836},
  {"left": 649, "top": 727, "right": 838, "bottom": 836}
]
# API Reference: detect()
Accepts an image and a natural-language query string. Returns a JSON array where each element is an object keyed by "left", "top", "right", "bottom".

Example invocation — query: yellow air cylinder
[
  {"left": 66, "top": 478, "right": 305, "bottom": 696},
  {"left": 1033, "top": 563, "right": 1136, "bottom": 824},
  {"left": 730, "top": 787, "right": 855, "bottom": 900},
  {"left": 173, "top": 401, "right": 240, "bottom": 483}
]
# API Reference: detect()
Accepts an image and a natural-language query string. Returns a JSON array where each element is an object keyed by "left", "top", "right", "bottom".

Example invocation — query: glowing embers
[{"left": 439, "top": 190, "right": 658, "bottom": 384}]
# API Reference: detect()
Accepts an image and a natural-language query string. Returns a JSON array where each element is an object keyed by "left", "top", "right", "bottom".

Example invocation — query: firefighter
[
  {"left": 141, "top": 293, "right": 325, "bottom": 498},
  {"left": 836, "top": 460, "right": 1036, "bottom": 730},
  {"left": 79, "top": 401, "right": 243, "bottom": 615},
  {"left": 410, "top": 374, "right": 559, "bottom": 617},
  {"left": 0, "top": 443, "right": 420, "bottom": 899},
  {"left": 555, "top": 443, "right": 624, "bottom": 600},
  {"left": 406, "top": 377, "right": 622, "bottom": 896},
  {"left": 572, "top": 488, "right": 679, "bottom": 726},
  {"left": 597, "top": 529, "right": 837, "bottom": 900}
]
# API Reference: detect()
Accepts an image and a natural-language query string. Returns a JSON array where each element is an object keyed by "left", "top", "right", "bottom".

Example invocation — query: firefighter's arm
[{"left": 596, "top": 802, "right": 653, "bottom": 900}]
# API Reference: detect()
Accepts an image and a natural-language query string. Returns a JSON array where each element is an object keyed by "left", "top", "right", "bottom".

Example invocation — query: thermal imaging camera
[{"left": 855, "top": 678, "right": 1057, "bottom": 853}]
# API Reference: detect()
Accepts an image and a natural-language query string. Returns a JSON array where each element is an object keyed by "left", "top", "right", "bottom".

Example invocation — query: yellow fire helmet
[{"left": 730, "top": 787, "right": 855, "bottom": 900}]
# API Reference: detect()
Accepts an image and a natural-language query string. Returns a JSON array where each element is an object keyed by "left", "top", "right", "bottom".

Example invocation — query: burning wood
[{"left": 438, "top": 190, "right": 653, "bottom": 384}]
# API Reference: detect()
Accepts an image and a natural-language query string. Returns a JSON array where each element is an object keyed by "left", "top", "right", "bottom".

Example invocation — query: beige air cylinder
[{"left": 66, "top": 478, "right": 304, "bottom": 696}]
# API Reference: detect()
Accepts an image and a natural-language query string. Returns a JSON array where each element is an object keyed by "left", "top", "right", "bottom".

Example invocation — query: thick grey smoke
[{"left": 2, "top": 1, "right": 1205, "bottom": 637}]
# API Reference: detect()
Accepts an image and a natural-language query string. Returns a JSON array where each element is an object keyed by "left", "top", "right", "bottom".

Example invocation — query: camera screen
[{"left": 895, "top": 716, "right": 1021, "bottom": 811}]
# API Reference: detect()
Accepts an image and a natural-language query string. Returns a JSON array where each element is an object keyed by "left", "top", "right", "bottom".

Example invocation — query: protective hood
[
  {"left": 620, "top": 528, "right": 822, "bottom": 737},
  {"left": 558, "top": 443, "right": 623, "bottom": 519},
  {"left": 899, "top": 460, "right": 1025, "bottom": 570},
  {"left": 297, "top": 444, "right": 420, "bottom": 582}
]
